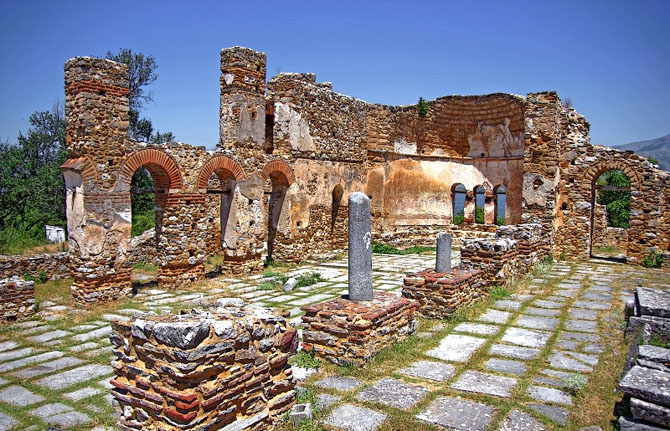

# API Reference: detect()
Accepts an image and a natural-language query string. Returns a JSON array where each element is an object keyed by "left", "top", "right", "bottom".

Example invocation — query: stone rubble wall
[
  {"left": 0, "top": 277, "right": 36, "bottom": 321},
  {"left": 460, "top": 223, "right": 550, "bottom": 285},
  {"left": 109, "top": 305, "right": 298, "bottom": 431},
  {"left": 301, "top": 291, "right": 418, "bottom": 366},
  {"left": 403, "top": 268, "right": 485, "bottom": 319},
  {"left": 0, "top": 252, "right": 70, "bottom": 281}
]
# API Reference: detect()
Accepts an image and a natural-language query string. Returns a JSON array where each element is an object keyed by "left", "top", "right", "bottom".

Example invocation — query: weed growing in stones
[
  {"left": 565, "top": 374, "right": 588, "bottom": 395},
  {"left": 489, "top": 286, "right": 511, "bottom": 300},
  {"left": 290, "top": 350, "right": 321, "bottom": 369}
]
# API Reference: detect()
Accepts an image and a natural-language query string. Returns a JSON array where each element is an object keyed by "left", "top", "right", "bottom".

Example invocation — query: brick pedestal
[
  {"left": 402, "top": 268, "right": 485, "bottom": 319},
  {"left": 110, "top": 306, "right": 298, "bottom": 431},
  {"left": 301, "top": 291, "right": 417, "bottom": 366},
  {"left": 0, "top": 277, "right": 36, "bottom": 321}
]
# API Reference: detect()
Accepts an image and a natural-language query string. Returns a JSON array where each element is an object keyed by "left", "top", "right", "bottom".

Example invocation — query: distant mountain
[{"left": 616, "top": 133, "right": 670, "bottom": 171}]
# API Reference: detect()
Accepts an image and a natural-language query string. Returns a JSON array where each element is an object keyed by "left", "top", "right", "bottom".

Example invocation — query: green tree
[
  {"left": 0, "top": 104, "right": 68, "bottom": 253},
  {"left": 597, "top": 170, "right": 631, "bottom": 228}
]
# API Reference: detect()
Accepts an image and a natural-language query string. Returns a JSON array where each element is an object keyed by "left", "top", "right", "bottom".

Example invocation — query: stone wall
[
  {"left": 0, "top": 252, "right": 70, "bottom": 280},
  {"left": 460, "top": 223, "right": 550, "bottom": 285},
  {"left": 301, "top": 291, "right": 417, "bottom": 366},
  {"left": 110, "top": 305, "right": 297, "bottom": 431},
  {"left": 403, "top": 268, "right": 485, "bottom": 319},
  {"left": 0, "top": 277, "right": 36, "bottom": 321}
]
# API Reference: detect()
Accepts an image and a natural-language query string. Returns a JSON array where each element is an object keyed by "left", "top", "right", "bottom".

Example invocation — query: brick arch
[
  {"left": 583, "top": 159, "right": 642, "bottom": 191},
  {"left": 197, "top": 156, "right": 246, "bottom": 189},
  {"left": 61, "top": 155, "right": 98, "bottom": 183},
  {"left": 118, "top": 149, "right": 183, "bottom": 190},
  {"left": 260, "top": 160, "right": 295, "bottom": 186}
]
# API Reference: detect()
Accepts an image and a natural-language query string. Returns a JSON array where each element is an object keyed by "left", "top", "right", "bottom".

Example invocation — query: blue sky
[{"left": 1, "top": 1, "right": 668, "bottom": 149}]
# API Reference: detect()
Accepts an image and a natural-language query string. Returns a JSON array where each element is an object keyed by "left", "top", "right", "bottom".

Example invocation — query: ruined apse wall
[{"left": 260, "top": 67, "right": 527, "bottom": 261}]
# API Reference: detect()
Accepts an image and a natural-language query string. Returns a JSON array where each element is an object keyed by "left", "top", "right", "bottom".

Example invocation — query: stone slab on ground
[
  {"left": 427, "top": 334, "right": 486, "bottom": 362},
  {"left": 0, "top": 347, "right": 35, "bottom": 362},
  {"left": 0, "top": 342, "right": 18, "bottom": 352},
  {"left": 529, "top": 403, "right": 569, "bottom": 426},
  {"left": 72, "top": 326, "right": 112, "bottom": 342},
  {"left": 398, "top": 360, "right": 455, "bottom": 382},
  {"left": 619, "top": 366, "right": 670, "bottom": 408},
  {"left": 618, "top": 416, "right": 670, "bottom": 431},
  {"left": 453, "top": 322, "right": 500, "bottom": 335},
  {"left": 573, "top": 300, "right": 611, "bottom": 310},
  {"left": 548, "top": 351, "right": 593, "bottom": 372},
  {"left": 46, "top": 411, "right": 91, "bottom": 428},
  {"left": 356, "top": 378, "right": 428, "bottom": 409},
  {"left": 451, "top": 370, "right": 517, "bottom": 397},
  {"left": 314, "top": 376, "right": 362, "bottom": 392},
  {"left": 416, "top": 396, "right": 494, "bottom": 431},
  {"left": 0, "top": 385, "right": 44, "bottom": 406},
  {"left": 494, "top": 300, "right": 522, "bottom": 311},
  {"left": 570, "top": 309, "right": 598, "bottom": 320},
  {"left": 478, "top": 309, "right": 511, "bottom": 324},
  {"left": 0, "top": 351, "right": 64, "bottom": 373},
  {"left": 490, "top": 344, "right": 541, "bottom": 360},
  {"left": 566, "top": 319, "right": 597, "bottom": 332},
  {"left": 485, "top": 358, "right": 527, "bottom": 375},
  {"left": 560, "top": 331, "right": 600, "bottom": 343},
  {"left": 630, "top": 397, "right": 670, "bottom": 427},
  {"left": 516, "top": 315, "right": 559, "bottom": 331},
  {"left": 637, "top": 287, "right": 670, "bottom": 318},
  {"left": 582, "top": 292, "right": 613, "bottom": 301},
  {"left": 35, "top": 363, "right": 112, "bottom": 390},
  {"left": 524, "top": 307, "right": 560, "bottom": 317},
  {"left": 30, "top": 402, "right": 72, "bottom": 419},
  {"left": 500, "top": 409, "right": 547, "bottom": 431},
  {"left": 26, "top": 330, "right": 70, "bottom": 343},
  {"left": 502, "top": 327, "right": 551, "bottom": 348},
  {"left": 533, "top": 299, "right": 563, "bottom": 309},
  {"left": 565, "top": 351, "right": 599, "bottom": 366},
  {"left": 638, "top": 345, "right": 670, "bottom": 363},
  {"left": 12, "top": 356, "right": 83, "bottom": 378},
  {"left": 325, "top": 404, "right": 386, "bottom": 431},
  {"left": 316, "top": 393, "right": 341, "bottom": 410},
  {"left": 0, "top": 411, "right": 17, "bottom": 430},
  {"left": 526, "top": 385, "right": 573, "bottom": 405},
  {"left": 65, "top": 386, "right": 103, "bottom": 401}
]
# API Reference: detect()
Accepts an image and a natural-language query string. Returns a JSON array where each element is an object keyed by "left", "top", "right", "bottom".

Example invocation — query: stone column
[
  {"left": 436, "top": 233, "right": 452, "bottom": 273},
  {"left": 348, "top": 192, "right": 373, "bottom": 301}
]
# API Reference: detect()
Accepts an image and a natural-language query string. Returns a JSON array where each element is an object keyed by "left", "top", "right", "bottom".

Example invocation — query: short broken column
[
  {"left": 300, "top": 191, "right": 417, "bottom": 366},
  {"left": 348, "top": 192, "right": 373, "bottom": 301},
  {"left": 435, "top": 233, "right": 452, "bottom": 273},
  {"left": 109, "top": 303, "right": 298, "bottom": 431}
]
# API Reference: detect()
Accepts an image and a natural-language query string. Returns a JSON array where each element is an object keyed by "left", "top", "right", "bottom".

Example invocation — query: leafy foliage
[
  {"left": 642, "top": 249, "right": 664, "bottom": 268},
  {"left": 597, "top": 170, "right": 631, "bottom": 228},
  {"left": 416, "top": 97, "right": 430, "bottom": 117},
  {"left": 648, "top": 156, "right": 659, "bottom": 165},
  {"left": 454, "top": 210, "right": 464, "bottom": 225},
  {"left": 371, "top": 242, "right": 435, "bottom": 255},
  {"left": 495, "top": 216, "right": 506, "bottom": 226},
  {"left": 564, "top": 374, "right": 587, "bottom": 394},
  {"left": 475, "top": 206, "right": 484, "bottom": 224},
  {"left": 289, "top": 349, "right": 320, "bottom": 369},
  {"left": 0, "top": 104, "right": 68, "bottom": 254}
]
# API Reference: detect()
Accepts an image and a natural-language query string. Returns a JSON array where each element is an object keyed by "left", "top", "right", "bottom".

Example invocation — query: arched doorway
[
  {"left": 474, "top": 185, "right": 485, "bottom": 224},
  {"left": 452, "top": 183, "right": 466, "bottom": 225},
  {"left": 590, "top": 170, "right": 631, "bottom": 260},
  {"left": 494, "top": 185, "right": 506, "bottom": 225}
]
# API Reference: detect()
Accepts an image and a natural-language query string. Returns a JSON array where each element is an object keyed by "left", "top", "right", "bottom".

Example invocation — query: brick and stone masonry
[
  {"left": 0, "top": 277, "right": 36, "bottom": 321},
  {"left": 0, "top": 252, "right": 70, "bottom": 281},
  {"left": 109, "top": 302, "right": 298, "bottom": 431}
]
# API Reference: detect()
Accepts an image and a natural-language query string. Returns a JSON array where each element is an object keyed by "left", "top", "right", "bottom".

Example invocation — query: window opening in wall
[
  {"left": 130, "top": 167, "right": 157, "bottom": 237},
  {"left": 590, "top": 170, "right": 631, "bottom": 260},
  {"left": 452, "top": 184, "right": 466, "bottom": 225},
  {"left": 331, "top": 185, "right": 344, "bottom": 235},
  {"left": 206, "top": 170, "right": 236, "bottom": 253},
  {"left": 264, "top": 105, "right": 274, "bottom": 154},
  {"left": 267, "top": 171, "right": 289, "bottom": 262},
  {"left": 474, "top": 185, "right": 485, "bottom": 224},
  {"left": 494, "top": 185, "right": 506, "bottom": 225}
]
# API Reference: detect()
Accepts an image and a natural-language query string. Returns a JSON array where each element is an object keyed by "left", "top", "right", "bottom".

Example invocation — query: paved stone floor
[{"left": 0, "top": 251, "right": 666, "bottom": 430}]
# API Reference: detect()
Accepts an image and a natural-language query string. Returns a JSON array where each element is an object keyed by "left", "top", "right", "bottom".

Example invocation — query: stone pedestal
[
  {"left": 348, "top": 192, "right": 373, "bottom": 301},
  {"left": 403, "top": 268, "right": 485, "bottom": 319},
  {"left": 436, "top": 233, "right": 452, "bottom": 273},
  {"left": 301, "top": 291, "right": 417, "bottom": 366},
  {"left": 109, "top": 306, "right": 298, "bottom": 431}
]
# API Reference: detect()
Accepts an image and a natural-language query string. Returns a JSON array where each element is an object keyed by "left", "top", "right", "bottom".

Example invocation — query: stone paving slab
[
  {"left": 500, "top": 409, "right": 547, "bottom": 431},
  {"left": 26, "top": 329, "right": 70, "bottom": 343},
  {"left": 560, "top": 331, "right": 600, "bottom": 343},
  {"left": 453, "top": 322, "right": 500, "bottom": 335},
  {"left": 565, "top": 351, "right": 598, "bottom": 366},
  {"left": 326, "top": 404, "right": 386, "bottom": 431},
  {"left": 516, "top": 315, "right": 559, "bottom": 331},
  {"left": 570, "top": 309, "right": 598, "bottom": 320},
  {"left": 573, "top": 300, "right": 611, "bottom": 310},
  {"left": 0, "top": 385, "right": 44, "bottom": 406},
  {"left": 65, "top": 386, "right": 103, "bottom": 401},
  {"left": 582, "top": 291, "right": 613, "bottom": 301},
  {"left": 12, "top": 356, "right": 83, "bottom": 378},
  {"left": 0, "top": 351, "right": 63, "bottom": 373},
  {"left": 494, "top": 300, "right": 522, "bottom": 311},
  {"left": 36, "top": 364, "right": 112, "bottom": 390},
  {"left": 534, "top": 299, "right": 563, "bottom": 309},
  {"left": 46, "top": 411, "right": 91, "bottom": 427},
  {"left": 0, "top": 411, "right": 17, "bottom": 430},
  {"left": 356, "top": 377, "right": 428, "bottom": 409},
  {"left": 548, "top": 351, "right": 593, "bottom": 372},
  {"left": 526, "top": 385, "right": 573, "bottom": 405},
  {"left": 478, "top": 309, "right": 511, "bottom": 324},
  {"left": 0, "top": 347, "right": 36, "bottom": 362},
  {"left": 314, "top": 376, "right": 362, "bottom": 391},
  {"left": 30, "top": 402, "right": 73, "bottom": 419},
  {"left": 501, "top": 327, "right": 551, "bottom": 348},
  {"left": 529, "top": 403, "right": 569, "bottom": 425},
  {"left": 490, "top": 344, "right": 541, "bottom": 360},
  {"left": 72, "top": 326, "right": 112, "bottom": 342},
  {"left": 485, "top": 358, "right": 527, "bottom": 375},
  {"left": 398, "top": 360, "right": 455, "bottom": 382},
  {"left": 524, "top": 307, "right": 560, "bottom": 317},
  {"left": 565, "top": 319, "right": 597, "bottom": 332},
  {"left": 451, "top": 370, "right": 517, "bottom": 397},
  {"left": 427, "top": 334, "right": 486, "bottom": 362},
  {"left": 417, "top": 396, "right": 494, "bottom": 431},
  {"left": 0, "top": 342, "right": 18, "bottom": 352}
]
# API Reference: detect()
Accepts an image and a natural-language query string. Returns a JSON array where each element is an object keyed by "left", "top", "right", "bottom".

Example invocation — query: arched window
[
  {"left": 494, "top": 185, "right": 506, "bottom": 225},
  {"left": 474, "top": 185, "right": 485, "bottom": 224},
  {"left": 452, "top": 184, "right": 466, "bottom": 225},
  {"left": 331, "top": 185, "right": 344, "bottom": 234}
]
